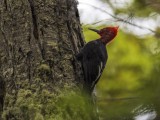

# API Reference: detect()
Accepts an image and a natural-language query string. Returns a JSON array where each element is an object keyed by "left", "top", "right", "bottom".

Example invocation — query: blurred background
[{"left": 78, "top": 0, "right": 160, "bottom": 120}]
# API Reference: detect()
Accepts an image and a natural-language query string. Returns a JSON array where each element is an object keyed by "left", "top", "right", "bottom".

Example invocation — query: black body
[{"left": 77, "top": 39, "right": 108, "bottom": 94}]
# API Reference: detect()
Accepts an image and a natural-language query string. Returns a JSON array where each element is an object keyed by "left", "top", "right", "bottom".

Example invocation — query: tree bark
[{"left": 0, "top": 0, "right": 86, "bottom": 119}]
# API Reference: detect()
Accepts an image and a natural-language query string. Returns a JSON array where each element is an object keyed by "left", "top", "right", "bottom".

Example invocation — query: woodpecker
[{"left": 77, "top": 26, "right": 118, "bottom": 94}]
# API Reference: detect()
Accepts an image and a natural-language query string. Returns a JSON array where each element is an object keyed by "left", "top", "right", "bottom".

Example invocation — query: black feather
[{"left": 77, "top": 39, "right": 108, "bottom": 94}]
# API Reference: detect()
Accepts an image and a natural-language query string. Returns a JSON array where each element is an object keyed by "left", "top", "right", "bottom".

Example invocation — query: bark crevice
[
  {"left": 0, "top": 76, "right": 5, "bottom": 117},
  {"left": 28, "top": 0, "right": 44, "bottom": 59},
  {"left": 66, "top": 0, "right": 78, "bottom": 54},
  {"left": 4, "top": 0, "right": 8, "bottom": 10}
]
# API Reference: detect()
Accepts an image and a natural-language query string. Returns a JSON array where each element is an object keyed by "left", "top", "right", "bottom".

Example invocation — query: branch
[
  {"left": 80, "top": 2, "right": 157, "bottom": 34},
  {"left": 98, "top": 96, "right": 140, "bottom": 102}
]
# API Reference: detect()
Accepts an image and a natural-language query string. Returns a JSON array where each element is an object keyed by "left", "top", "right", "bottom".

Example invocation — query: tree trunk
[{"left": 0, "top": 0, "right": 88, "bottom": 119}]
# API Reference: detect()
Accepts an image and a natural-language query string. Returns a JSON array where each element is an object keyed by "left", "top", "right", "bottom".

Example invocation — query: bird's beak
[{"left": 88, "top": 28, "right": 100, "bottom": 33}]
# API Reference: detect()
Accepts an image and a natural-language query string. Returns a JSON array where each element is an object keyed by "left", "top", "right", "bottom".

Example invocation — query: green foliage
[{"left": 115, "top": 0, "right": 160, "bottom": 17}]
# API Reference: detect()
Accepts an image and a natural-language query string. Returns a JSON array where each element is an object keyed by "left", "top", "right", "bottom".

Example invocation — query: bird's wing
[
  {"left": 83, "top": 56, "right": 105, "bottom": 93},
  {"left": 82, "top": 42, "right": 107, "bottom": 92}
]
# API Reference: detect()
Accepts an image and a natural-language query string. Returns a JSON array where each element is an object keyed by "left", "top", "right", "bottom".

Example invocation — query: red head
[{"left": 89, "top": 26, "right": 119, "bottom": 45}]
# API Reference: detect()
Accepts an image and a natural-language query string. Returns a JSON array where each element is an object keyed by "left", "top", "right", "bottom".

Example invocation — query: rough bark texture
[{"left": 0, "top": 0, "right": 85, "bottom": 119}]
